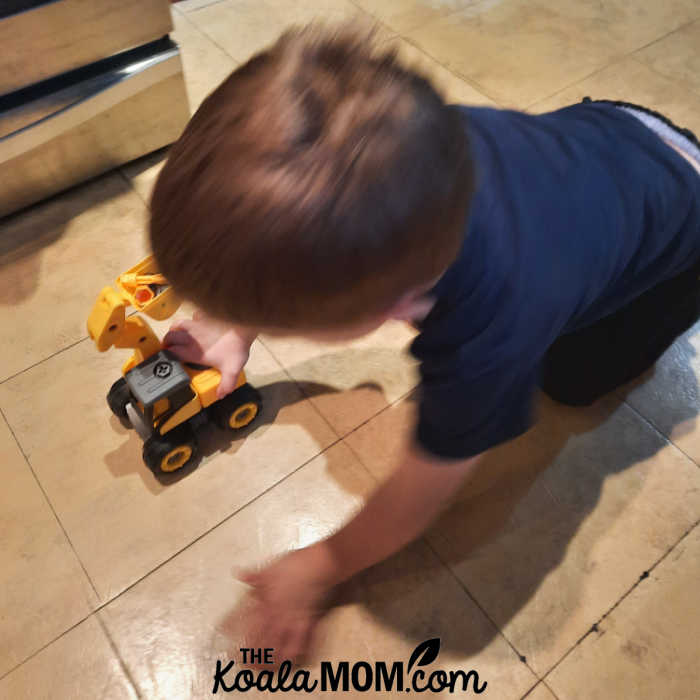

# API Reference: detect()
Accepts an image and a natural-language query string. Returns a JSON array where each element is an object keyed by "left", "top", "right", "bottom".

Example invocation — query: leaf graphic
[{"left": 407, "top": 638, "right": 441, "bottom": 674}]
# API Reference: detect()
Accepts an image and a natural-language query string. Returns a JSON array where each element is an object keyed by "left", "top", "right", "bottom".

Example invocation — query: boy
[{"left": 149, "top": 26, "right": 700, "bottom": 662}]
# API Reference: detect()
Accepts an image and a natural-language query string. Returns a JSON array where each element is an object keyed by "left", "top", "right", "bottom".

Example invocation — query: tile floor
[{"left": 2, "top": 1, "right": 700, "bottom": 698}]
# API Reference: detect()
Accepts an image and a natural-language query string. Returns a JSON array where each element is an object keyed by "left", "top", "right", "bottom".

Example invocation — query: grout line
[
  {"left": 173, "top": 1, "right": 244, "bottom": 64},
  {"left": 90, "top": 434, "right": 342, "bottom": 608},
  {"left": 95, "top": 612, "right": 144, "bottom": 699},
  {"left": 117, "top": 5, "right": 244, "bottom": 207},
  {"left": 371, "top": 5, "right": 506, "bottom": 108},
  {"left": 542, "top": 680, "right": 561, "bottom": 700},
  {"left": 520, "top": 679, "right": 561, "bottom": 700},
  {"left": 628, "top": 17, "right": 699, "bottom": 57},
  {"left": 524, "top": 58, "right": 626, "bottom": 111},
  {"left": 423, "top": 537, "right": 541, "bottom": 680},
  {"left": 4, "top": 6, "right": 699, "bottom": 692},
  {"left": 519, "top": 681, "right": 540, "bottom": 699},
  {"left": 179, "top": 0, "right": 228, "bottom": 14},
  {"left": 592, "top": 516, "right": 700, "bottom": 623},
  {"left": 344, "top": 0, "right": 403, "bottom": 44},
  {"left": 256, "top": 336, "right": 344, "bottom": 441},
  {"left": 0, "top": 339, "right": 414, "bottom": 679},
  {"left": 526, "top": 17, "right": 700, "bottom": 112},
  {"left": 0, "top": 432, "right": 345, "bottom": 682},
  {"left": 0, "top": 305, "right": 142, "bottom": 388},
  {"left": 340, "top": 386, "right": 418, "bottom": 484},
  {"left": 342, "top": 443, "right": 382, "bottom": 485},
  {"left": 342, "top": 0, "right": 495, "bottom": 106},
  {"left": 334, "top": 379, "right": 544, "bottom": 682},
  {"left": 622, "top": 398, "right": 700, "bottom": 468},
  {"left": 336, "top": 394, "right": 545, "bottom": 683},
  {"left": 539, "top": 516, "right": 700, "bottom": 684},
  {"left": 256, "top": 333, "right": 419, "bottom": 445},
  {"left": 0, "top": 406, "right": 101, "bottom": 602},
  {"left": 542, "top": 679, "right": 559, "bottom": 700},
  {"left": 0, "top": 610, "right": 94, "bottom": 682},
  {"left": 116, "top": 167, "right": 150, "bottom": 209},
  {"left": 397, "top": 34, "right": 505, "bottom": 106},
  {"left": 344, "top": 384, "right": 417, "bottom": 441},
  {"left": 348, "top": 0, "right": 504, "bottom": 108},
  {"left": 629, "top": 54, "right": 700, "bottom": 103},
  {"left": 0, "top": 336, "right": 88, "bottom": 387}
]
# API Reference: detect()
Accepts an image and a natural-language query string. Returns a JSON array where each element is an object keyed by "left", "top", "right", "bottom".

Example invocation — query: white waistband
[{"left": 617, "top": 105, "right": 700, "bottom": 172}]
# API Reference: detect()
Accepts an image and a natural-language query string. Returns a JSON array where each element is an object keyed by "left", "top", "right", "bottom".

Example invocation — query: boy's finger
[
  {"left": 287, "top": 623, "right": 313, "bottom": 666},
  {"left": 165, "top": 343, "right": 205, "bottom": 364},
  {"left": 168, "top": 318, "right": 190, "bottom": 332},
  {"left": 234, "top": 567, "right": 261, "bottom": 586},
  {"left": 216, "top": 371, "right": 239, "bottom": 399},
  {"left": 162, "top": 329, "right": 192, "bottom": 347}
]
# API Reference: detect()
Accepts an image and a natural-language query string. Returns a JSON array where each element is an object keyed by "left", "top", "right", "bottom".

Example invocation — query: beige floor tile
[
  {"left": 531, "top": 57, "right": 700, "bottom": 135},
  {"left": 120, "top": 8, "right": 239, "bottom": 204},
  {"left": 171, "top": 8, "right": 239, "bottom": 112},
  {"left": 0, "top": 336, "right": 336, "bottom": 602},
  {"left": 353, "top": 0, "right": 481, "bottom": 35},
  {"left": 526, "top": 682, "right": 559, "bottom": 700},
  {"left": 310, "top": 541, "right": 536, "bottom": 698},
  {"left": 405, "top": 0, "right": 619, "bottom": 109},
  {"left": 547, "top": 525, "right": 700, "bottom": 700},
  {"left": 100, "top": 443, "right": 536, "bottom": 698},
  {"left": 186, "top": 0, "right": 392, "bottom": 65},
  {"left": 635, "top": 20, "right": 700, "bottom": 100},
  {"left": 343, "top": 394, "right": 416, "bottom": 480},
  {"left": 620, "top": 321, "right": 700, "bottom": 464},
  {"left": 176, "top": 0, "right": 227, "bottom": 11},
  {"left": 346, "top": 393, "right": 700, "bottom": 676},
  {"left": 0, "top": 417, "right": 96, "bottom": 677},
  {"left": 0, "top": 174, "right": 148, "bottom": 382},
  {"left": 540, "top": 0, "right": 699, "bottom": 56},
  {"left": 0, "top": 615, "right": 137, "bottom": 700},
  {"left": 384, "top": 37, "right": 499, "bottom": 106},
  {"left": 119, "top": 149, "right": 169, "bottom": 207},
  {"left": 260, "top": 321, "right": 418, "bottom": 437}
]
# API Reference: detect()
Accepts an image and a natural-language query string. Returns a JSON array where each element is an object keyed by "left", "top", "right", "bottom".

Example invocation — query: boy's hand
[
  {"left": 163, "top": 311, "right": 256, "bottom": 398},
  {"left": 238, "top": 545, "right": 337, "bottom": 666},
  {"left": 236, "top": 446, "right": 482, "bottom": 664}
]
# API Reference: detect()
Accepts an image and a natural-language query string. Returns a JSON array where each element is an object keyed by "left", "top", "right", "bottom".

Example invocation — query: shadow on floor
[
  {"left": 102, "top": 377, "right": 356, "bottom": 493},
  {"left": 329, "top": 351, "right": 699, "bottom": 664},
  {"left": 212, "top": 338, "right": 699, "bottom": 668},
  {"left": 0, "top": 171, "right": 133, "bottom": 306},
  {"left": 101, "top": 331, "right": 697, "bottom": 669}
]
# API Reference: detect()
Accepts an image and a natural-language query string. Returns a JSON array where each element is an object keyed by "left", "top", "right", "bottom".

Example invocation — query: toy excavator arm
[{"left": 87, "top": 255, "right": 181, "bottom": 358}]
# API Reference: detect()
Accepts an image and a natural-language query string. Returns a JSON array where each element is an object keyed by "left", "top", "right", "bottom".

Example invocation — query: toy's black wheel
[
  {"left": 210, "top": 383, "right": 263, "bottom": 431},
  {"left": 143, "top": 424, "right": 198, "bottom": 474},
  {"left": 107, "top": 377, "right": 131, "bottom": 420}
]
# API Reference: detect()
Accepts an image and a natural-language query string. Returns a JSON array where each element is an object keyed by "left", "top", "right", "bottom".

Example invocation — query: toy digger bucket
[
  {"left": 116, "top": 255, "right": 181, "bottom": 321},
  {"left": 87, "top": 286, "right": 127, "bottom": 352}
]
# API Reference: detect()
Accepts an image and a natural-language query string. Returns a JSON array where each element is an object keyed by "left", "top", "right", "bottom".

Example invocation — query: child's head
[{"left": 150, "top": 24, "right": 473, "bottom": 337}]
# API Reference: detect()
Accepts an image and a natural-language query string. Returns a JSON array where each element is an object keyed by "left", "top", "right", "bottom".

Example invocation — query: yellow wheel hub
[
  {"left": 228, "top": 402, "right": 259, "bottom": 429},
  {"left": 160, "top": 445, "right": 193, "bottom": 472}
]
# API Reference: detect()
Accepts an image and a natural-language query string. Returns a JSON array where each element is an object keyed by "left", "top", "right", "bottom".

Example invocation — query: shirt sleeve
[{"left": 414, "top": 352, "right": 540, "bottom": 460}]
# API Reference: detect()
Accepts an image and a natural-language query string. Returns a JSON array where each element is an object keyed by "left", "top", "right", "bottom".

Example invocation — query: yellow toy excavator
[{"left": 87, "top": 255, "right": 262, "bottom": 474}]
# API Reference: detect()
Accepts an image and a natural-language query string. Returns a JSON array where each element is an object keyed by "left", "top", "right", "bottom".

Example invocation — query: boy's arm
[
  {"left": 239, "top": 443, "right": 483, "bottom": 663},
  {"left": 317, "top": 444, "right": 481, "bottom": 585}
]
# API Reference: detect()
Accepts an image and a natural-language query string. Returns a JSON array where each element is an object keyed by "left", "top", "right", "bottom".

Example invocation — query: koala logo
[{"left": 154, "top": 361, "right": 172, "bottom": 379}]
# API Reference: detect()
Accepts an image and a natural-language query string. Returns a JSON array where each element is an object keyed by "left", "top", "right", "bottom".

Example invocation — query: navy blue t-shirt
[{"left": 411, "top": 102, "right": 700, "bottom": 460}]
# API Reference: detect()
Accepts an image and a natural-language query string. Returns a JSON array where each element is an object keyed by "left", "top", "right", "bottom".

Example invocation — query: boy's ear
[{"left": 387, "top": 292, "right": 436, "bottom": 322}]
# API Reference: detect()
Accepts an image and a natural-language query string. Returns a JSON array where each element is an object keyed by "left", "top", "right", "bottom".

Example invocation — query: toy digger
[{"left": 87, "top": 255, "right": 262, "bottom": 474}]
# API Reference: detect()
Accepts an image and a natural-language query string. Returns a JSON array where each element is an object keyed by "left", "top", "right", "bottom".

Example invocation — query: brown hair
[{"left": 149, "top": 24, "right": 473, "bottom": 330}]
